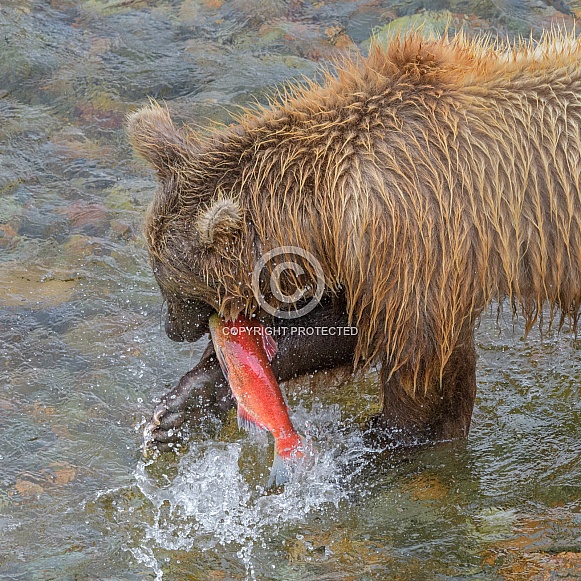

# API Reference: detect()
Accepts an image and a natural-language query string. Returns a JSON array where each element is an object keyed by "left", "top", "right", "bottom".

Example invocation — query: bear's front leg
[
  {"left": 372, "top": 326, "right": 477, "bottom": 446},
  {"left": 143, "top": 342, "right": 231, "bottom": 452}
]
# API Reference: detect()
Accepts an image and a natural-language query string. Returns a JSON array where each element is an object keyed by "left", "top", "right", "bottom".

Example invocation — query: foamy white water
[{"left": 131, "top": 403, "right": 377, "bottom": 578}]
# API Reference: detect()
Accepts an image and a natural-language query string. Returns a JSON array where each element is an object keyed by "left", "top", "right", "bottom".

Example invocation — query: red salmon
[{"left": 209, "top": 313, "right": 304, "bottom": 487}]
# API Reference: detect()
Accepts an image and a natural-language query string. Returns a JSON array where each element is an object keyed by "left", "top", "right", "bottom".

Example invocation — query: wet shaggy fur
[{"left": 129, "top": 31, "right": 581, "bottom": 438}]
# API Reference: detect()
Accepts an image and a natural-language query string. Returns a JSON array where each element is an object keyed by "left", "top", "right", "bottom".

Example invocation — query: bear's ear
[
  {"left": 127, "top": 103, "right": 192, "bottom": 180},
  {"left": 196, "top": 197, "right": 243, "bottom": 247}
]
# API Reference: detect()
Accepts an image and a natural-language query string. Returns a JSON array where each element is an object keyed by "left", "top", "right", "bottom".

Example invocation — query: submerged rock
[{"left": 0, "top": 264, "right": 79, "bottom": 309}]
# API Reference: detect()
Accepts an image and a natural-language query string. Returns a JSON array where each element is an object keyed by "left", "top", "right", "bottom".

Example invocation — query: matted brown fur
[{"left": 129, "top": 30, "right": 581, "bottom": 396}]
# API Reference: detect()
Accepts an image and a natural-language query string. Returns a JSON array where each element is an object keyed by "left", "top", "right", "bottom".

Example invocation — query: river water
[{"left": 1, "top": 0, "right": 580, "bottom": 579}]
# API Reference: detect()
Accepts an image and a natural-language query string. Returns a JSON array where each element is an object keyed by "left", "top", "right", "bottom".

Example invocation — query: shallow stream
[{"left": 1, "top": 1, "right": 580, "bottom": 579}]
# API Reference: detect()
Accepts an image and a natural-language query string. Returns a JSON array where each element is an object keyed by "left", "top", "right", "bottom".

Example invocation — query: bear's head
[{"left": 127, "top": 104, "right": 253, "bottom": 342}]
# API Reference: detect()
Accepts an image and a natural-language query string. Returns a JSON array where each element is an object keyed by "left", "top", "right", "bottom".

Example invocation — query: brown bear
[{"left": 129, "top": 31, "right": 581, "bottom": 450}]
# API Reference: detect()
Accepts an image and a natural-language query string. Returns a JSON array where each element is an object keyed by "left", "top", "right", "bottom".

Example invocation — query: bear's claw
[{"left": 142, "top": 344, "right": 231, "bottom": 453}]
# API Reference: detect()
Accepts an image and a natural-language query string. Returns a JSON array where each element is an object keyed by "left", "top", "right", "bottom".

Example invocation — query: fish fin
[
  {"left": 267, "top": 434, "right": 306, "bottom": 488},
  {"left": 237, "top": 404, "right": 266, "bottom": 434},
  {"left": 267, "top": 452, "right": 290, "bottom": 488},
  {"left": 215, "top": 345, "right": 229, "bottom": 380},
  {"left": 261, "top": 331, "right": 278, "bottom": 362}
]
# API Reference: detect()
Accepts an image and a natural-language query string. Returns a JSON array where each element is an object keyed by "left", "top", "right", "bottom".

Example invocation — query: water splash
[{"left": 131, "top": 403, "right": 376, "bottom": 579}]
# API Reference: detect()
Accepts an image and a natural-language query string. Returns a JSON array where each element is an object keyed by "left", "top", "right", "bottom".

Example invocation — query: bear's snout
[{"left": 165, "top": 297, "right": 212, "bottom": 343}]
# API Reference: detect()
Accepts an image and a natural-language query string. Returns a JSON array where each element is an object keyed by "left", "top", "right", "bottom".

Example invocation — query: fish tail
[
  {"left": 276, "top": 432, "right": 305, "bottom": 460},
  {"left": 267, "top": 433, "right": 305, "bottom": 488},
  {"left": 268, "top": 452, "right": 291, "bottom": 488}
]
